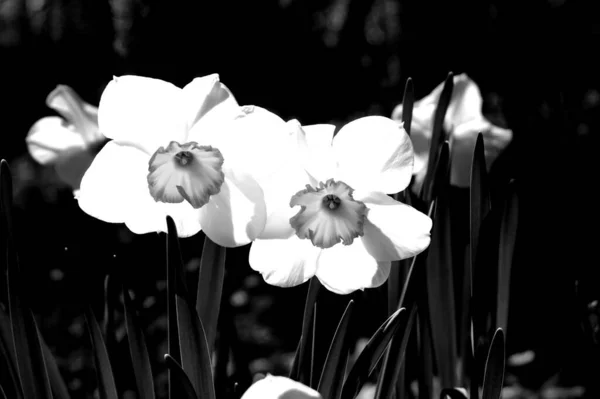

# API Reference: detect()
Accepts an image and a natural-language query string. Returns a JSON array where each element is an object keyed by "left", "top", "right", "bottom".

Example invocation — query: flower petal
[
  {"left": 194, "top": 106, "right": 295, "bottom": 183},
  {"left": 249, "top": 236, "right": 320, "bottom": 287},
  {"left": 359, "top": 192, "right": 432, "bottom": 261},
  {"left": 98, "top": 76, "right": 187, "bottom": 154},
  {"left": 198, "top": 169, "right": 266, "bottom": 247},
  {"left": 46, "top": 85, "right": 102, "bottom": 144},
  {"left": 182, "top": 74, "right": 240, "bottom": 135},
  {"left": 26, "top": 116, "right": 87, "bottom": 164},
  {"left": 447, "top": 74, "right": 484, "bottom": 127},
  {"left": 316, "top": 238, "right": 391, "bottom": 295},
  {"left": 333, "top": 116, "right": 413, "bottom": 194},
  {"left": 259, "top": 161, "right": 309, "bottom": 240},
  {"left": 78, "top": 141, "right": 202, "bottom": 237},
  {"left": 241, "top": 375, "right": 322, "bottom": 399},
  {"left": 293, "top": 122, "right": 337, "bottom": 184},
  {"left": 450, "top": 118, "right": 513, "bottom": 187}
]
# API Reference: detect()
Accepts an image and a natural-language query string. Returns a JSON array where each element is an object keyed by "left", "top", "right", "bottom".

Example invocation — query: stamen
[
  {"left": 148, "top": 141, "right": 224, "bottom": 209},
  {"left": 290, "top": 179, "right": 367, "bottom": 249}
]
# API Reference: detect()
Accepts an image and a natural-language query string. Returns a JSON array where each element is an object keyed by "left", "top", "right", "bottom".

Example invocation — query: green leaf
[
  {"left": 318, "top": 300, "right": 354, "bottom": 399},
  {"left": 416, "top": 310, "right": 434, "bottom": 399},
  {"left": 425, "top": 160, "right": 458, "bottom": 388},
  {"left": 0, "top": 307, "right": 22, "bottom": 399},
  {"left": 290, "top": 277, "right": 321, "bottom": 385},
  {"left": 341, "top": 308, "right": 407, "bottom": 399},
  {"left": 166, "top": 217, "right": 182, "bottom": 399},
  {"left": 421, "top": 72, "right": 454, "bottom": 203},
  {"left": 85, "top": 308, "right": 118, "bottom": 399},
  {"left": 164, "top": 354, "right": 199, "bottom": 399},
  {"left": 5, "top": 181, "right": 53, "bottom": 399},
  {"left": 167, "top": 216, "right": 216, "bottom": 399},
  {"left": 481, "top": 329, "right": 505, "bottom": 399},
  {"left": 39, "top": 330, "right": 70, "bottom": 399},
  {"left": 401, "top": 78, "right": 414, "bottom": 136},
  {"left": 196, "top": 235, "right": 226, "bottom": 352},
  {"left": 496, "top": 181, "right": 518, "bottom": 337},
  {"left": 461, "top": 133, "right": 491, "bottom": 368},
  {"left": 123, "top": 286, "right": 156, "bottom": 399},
  {"left": 374, "top": 306, "right": 417, "bottom": 399}
]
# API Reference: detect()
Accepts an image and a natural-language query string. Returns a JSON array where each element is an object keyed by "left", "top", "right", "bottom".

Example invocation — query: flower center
[
  {"left": 289, "top": 179, "right": 367, "bottom": 249},
  {"left": 174, "top": 150, "right": 194, "bottom": 166},
  {"left": 147, "top": 141, "right": 225, "bottom": 209},
  {"left": 322, "top": 194, "right": 341, "bottom": 210}
]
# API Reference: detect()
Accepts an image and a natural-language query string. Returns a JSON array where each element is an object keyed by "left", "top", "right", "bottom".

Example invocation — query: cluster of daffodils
[{"left": 26, "top": 73, "right": 512, "bottom": 295}]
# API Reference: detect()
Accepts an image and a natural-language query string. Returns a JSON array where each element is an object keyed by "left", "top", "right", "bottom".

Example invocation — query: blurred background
[{"left": 1, "top": 0, "right": 599, "bottom": 398}]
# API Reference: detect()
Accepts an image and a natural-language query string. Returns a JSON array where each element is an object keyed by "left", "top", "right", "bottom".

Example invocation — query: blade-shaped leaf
[
  {"left": 421, "top": 72, "right": 454, "bottom": 203},
  {"left": 0, "top": 307, "right": 22, "bottom": 399},
  {"left": 401, "top": 78, "right": 414, "bottom": 136},
  {"left": 166, "top": 217, "right": 182, "bottom": 399},
  {"left": 164, "top": 354, "right": 198, "bottom": 399},
  {"left": 39, "top": 330, "right": 70, "bottom": 399},
  {"left": 167, "top": 216, "right": 216, "bottom": 399},
  {"left": 0, "top": 383, "right": 7, "bottom": 399},
  {"left": 496, "top": 181, "right": 518, "bottom": 336},
  {"left": 290, "top": 277, "right": 321, "bottom": 384},
  {"left": 341, "top": 308, "right": 407, "bottom": 399},
  {"left": 196, "top": 235, "right": 226, "bottom": 351},
  {"left": 425, "top": 162, "right": 458, "bottom": 388},
  {"left": 7, "top": 239, "right": 53, "bottom": 399},
  {"left": 374, "top": 306, "right": 417, "bottom": 399},
  {"left": 318, "top": 300, "right": 354, "bottom": 399},
  {"left": 123, "top": 286, "right": 155, "bottom": 399},
  {"left": 481, "top": 329, "right": 505, "bottom": 399},
  {"left": 85, "top": 308, "right": 118, "bottom": 399}
]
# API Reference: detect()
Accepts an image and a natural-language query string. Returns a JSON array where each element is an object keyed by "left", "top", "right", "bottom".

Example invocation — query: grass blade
[
  {"left": 290, "top": 277, "right": 321, "bottom": 384},
  {"left": 123, "top": 286, "right": 156, "bottom": 399},
  {"left": 0, "top": 308, "right": 22, "bottom": 399},
  {"left": 374, "top": 306, "right": 417, "bottom": 399},
  {"left": 318, "top": 300, "right": 354, "bottom": 399},
  {"left": 481, "top": 329, "right": 505, "bottom": 399},
  {"left": 164, "top": 354, "right": 199, "bottom": 399},
  {"left": 421, "top": 72, "right": 454, "bottom": 203},
  {"left": 401, "top": 78, "right": 414, "bottom": 136},
  {"left": 39, "top": 331, "right": 70, "bottom": 399},
  {"left": 167, "top": 216, "right": 216, "bottom": 399},
  {"left": 341, "top": 308, "right": 407, "bottom": 399},
  {"left": 496, "top": 181, "right": 518, "bottom": 337},
  {"left": 425, "top": 158, "right": 458, "bottom": 388},
  {"left": 85, "top": 308, "right": 118, "bottom": 399},
  {"left": 196, "top": 236, "right": 226, "bottom": 352},
  {"left": 166, "top": 218, "right": 181, "bottom": 399}
]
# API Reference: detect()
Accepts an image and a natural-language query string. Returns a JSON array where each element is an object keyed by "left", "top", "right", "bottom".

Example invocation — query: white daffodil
[
  {"left": 26, "top": 85, "right": 105, "bottom": 192},
  {"left": 391, "top": 73, "right": 513, "bottom": 190},
  {"left": 241, "top": 375, "right": 322, "bottom": 399},
  {"left": 249, "top": 116, "right": 432, "bottom": 295},
  {"left": 77, "top": 74, "right": 295, "bottom": 246}
]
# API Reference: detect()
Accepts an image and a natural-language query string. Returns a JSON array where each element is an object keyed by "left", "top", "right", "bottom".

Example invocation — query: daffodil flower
[
  {"left": 77, "top": 74, "right": 294, "bottom": 246},
  {"left": 249, "top": 117, "right": 432, "bottom": 295},
  {"left": 26, "top": 85, "right": 105, "bottom": 193},
  {"left": 391, "top": 73, "right": 513, "bottom": 190},
  {"left": 241, "top": 375, "right": 322, "bottom": 399}
]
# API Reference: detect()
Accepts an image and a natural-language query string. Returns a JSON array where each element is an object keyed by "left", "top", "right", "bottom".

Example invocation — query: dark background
[{"left": 1, "top": 0, "right": 599, "bottom": 397}]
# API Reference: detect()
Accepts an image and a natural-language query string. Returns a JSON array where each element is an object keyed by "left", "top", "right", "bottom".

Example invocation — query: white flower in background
[
  {"left": 77, "top": 74, "right": 295, "bottom": 246},
  {"left": 250, "top": 117, "right": 432, "bottom": 295},
  {"left": 26, "top": 85, "right": 105, "bottom": 193},
  {"left": 391, "top": 73, "right": 513, "bottom": 190},
  {"left": 241, "top": 375, "right": 322, "bottom": 399}
]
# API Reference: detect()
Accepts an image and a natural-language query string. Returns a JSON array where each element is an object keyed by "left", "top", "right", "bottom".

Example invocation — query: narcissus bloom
[
  {"left": 249, "top": 117, "right": 432, "bottom": 295},
  {"left": 26, "top": 85, "right": 105, "bottom": 192},
  {"left": 241, "top": 375, "right": 321, "bottom": 399},
  {"left": 77, "top": 74, "right": 294, "bottom": 246},
  {"left": 391, "top": 73, "right": 513, "bottom": 189}
]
